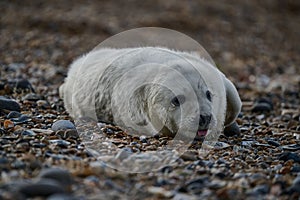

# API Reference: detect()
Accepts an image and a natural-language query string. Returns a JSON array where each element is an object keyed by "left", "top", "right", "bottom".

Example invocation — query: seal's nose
[{"left": 199, "top": 114, "right": 212, "bottom": 128}]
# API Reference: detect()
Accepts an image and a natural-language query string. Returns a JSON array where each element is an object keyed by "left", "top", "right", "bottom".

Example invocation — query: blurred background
[{"left": 1, "top": 0, "right": 299, "bottom": 85}]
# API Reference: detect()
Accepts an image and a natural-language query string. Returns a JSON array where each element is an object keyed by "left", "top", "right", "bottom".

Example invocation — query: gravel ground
[{"left": 0, "top": 0, "right": 300, "bottom": 199}]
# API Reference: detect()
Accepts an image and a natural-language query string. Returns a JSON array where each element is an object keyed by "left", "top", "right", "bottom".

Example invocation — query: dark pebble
[
  {"left": 22, "top": 93, "right": 42, "bottom": 101},
  {"left": 196, "top": 160, "right": 214, "bottom": 168},
  {"left": 49, "top": 140, "right": 71, "bottom": 148},
  {"left": 15, "top": 79, "right": 35, "bottom": 92},
  {"left": 18, "top": 178, "right": 66, "bottom": 197},
  {"left": 224, "top": 122, "right": 240, "bottom": 137},
  {"left": 184, "top": 176, "right": 209, "bottom": 194},
  {"left": 7, "top": 111, "right": 22, "bottom": 118},
  {"left": 259, "top": 162, "right": 269, "bottom": 169},
  {"left": 279, "top": 152, "right": 300, "bottom": 163},
  {"left": 64, "top": 129, "right": 79, "bottom": 139},
  {"left": 251, "top": 102, "right": 272, "bottom": 113},
  {"left": 0, "top": 96, "right": 21, "bottom": 112},
  {"left": 257, "top": 98, "right": 273, "bottom": 108},
  {"left": 214, "top": 172, "right": 227, "bottom": 179},
  {"left": 267, "top": 140, "right": 280, "bottom": 147},
  {"left": 39, "top": 168, "right": 73, "bottom": 187},
  {"left": 45, "top": 152, "right": 67, "bottom": 159},
  {"left": 160, "top": 165, "right": 173, "bottom": 173},
  {"left": 282, "top": 144, "right": 300, "bottom": 151},
  {"left": 21, "top": 130, "right": 36, "bottom": 136},
  {"left": 51, "top": 120, "right": 76, "bottom": 131},
  {"left": 55, "top": 130, "right": 65, "bottom": 138},
  {"left": 11, "top": 114, "right": 30, "bottom": 124}
]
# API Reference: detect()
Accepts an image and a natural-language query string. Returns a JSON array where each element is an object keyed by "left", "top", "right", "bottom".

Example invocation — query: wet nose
[{"left": 199, "top": 114, "right": 212, "bottom": 128}]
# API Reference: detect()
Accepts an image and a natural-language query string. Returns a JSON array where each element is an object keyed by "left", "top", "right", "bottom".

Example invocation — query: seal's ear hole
[
  {"left": 171, "top": 95, "right": 185, "bottom": 107},
  {"left": 206, "top": 90, "right": 212, "bottom": 102}
]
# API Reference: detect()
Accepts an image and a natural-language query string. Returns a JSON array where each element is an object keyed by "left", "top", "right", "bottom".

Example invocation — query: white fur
[{"left": 60, "top": 47, "right": 241, "bottom": 138}]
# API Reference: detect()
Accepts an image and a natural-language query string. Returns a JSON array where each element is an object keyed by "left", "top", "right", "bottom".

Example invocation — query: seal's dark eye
[
  {"left": 206, "top": 90, "right": 212, "bottom": 102},
  {"left": 171, "top": 95, "right": 185, "bottom": 107}
]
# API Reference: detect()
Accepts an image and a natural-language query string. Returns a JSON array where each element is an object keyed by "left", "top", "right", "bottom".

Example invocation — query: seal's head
[{"left": 128, "top": 62, "right": 217, "bottom": 140}]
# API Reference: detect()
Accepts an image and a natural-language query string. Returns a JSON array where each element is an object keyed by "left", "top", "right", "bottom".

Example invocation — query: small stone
[
  {"left": 55, "top": 130, "right": 65, "bottom": 138},
  {"left": 208, "top": 180, "right": 226, "bottom": 189},
  {"left": 224, "top": 122, "right": 240, "bottom": 137},
  {"left": 160, "top": 166, "right": 173, "bottom": 173},
  {"left": 139, "top": 135, "right": 148, "bottom": 143},
  {"left": 37, "top": 100, "right": 50, "bottom": 108},
  {"left": 31, "top": 142, "right": 47, "bottom": 148},
  {"left": 4, "top": 119, "right": 14, "bottom": 129},
  {"left": 39, "top": 168, "right": 73, "bottom": 188},
  {"left": 64, "top": 129, "right": 79, "bottom": 139},
  {"left": 18, "top": 178, "right": 66, "bottom": 197},
  {"left": 21, "top": 130, "right": 36, "bottom": 136},
  {"left": 49, "top": 140, "right": 71, "bottom": 148},
  {"left": 279, "top": 152, "right": 300, "bottom": 163},
  {"left": 15, "top": 79, "right": 35, "bottom": 92},
  {"left": 51, "top": 120, "right": 76, "bottom": 131},
  {"left": 267, "top": 140, "right": 280, "bottom": 147},
  {"left": 251, "top": 102, "right": 272, "bottom": 113},
  {"left": 257, "top": 98, "right": 273, "bottom": 109},
  {"left": 7, "top": 111, "right": 22, "bottom": 119},
  {"left": 282, "top": 144, "right": 300, "bottom": 151},
  {"left": 31, "top": 128, "right": 54, "bottom": 135},
  {"left": 0, "top": 96, "right": 21, "bottom": 112},
  {"left": 22, "top": 93, "right": 42, "bottom": 101},
  {"left": 214, "top": 142, "right": 230, "bottom": 149},
  {"left": 11, "top": 114, "right": 30, "bottom": 124}
]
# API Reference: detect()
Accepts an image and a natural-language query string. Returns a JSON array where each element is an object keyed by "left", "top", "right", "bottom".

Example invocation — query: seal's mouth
[{"left": 197, "top": 129, "right": 208, "bottom": 136}]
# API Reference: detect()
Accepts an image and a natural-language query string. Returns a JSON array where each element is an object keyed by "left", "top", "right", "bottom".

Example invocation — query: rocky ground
[{"left": 0, "top": 0, "right": 300, "bottom": 199}]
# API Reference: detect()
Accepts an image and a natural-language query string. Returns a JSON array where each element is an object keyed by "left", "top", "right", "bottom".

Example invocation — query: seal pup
[{"left": 60, "top": 47, "right": 242, "bottom": 139}]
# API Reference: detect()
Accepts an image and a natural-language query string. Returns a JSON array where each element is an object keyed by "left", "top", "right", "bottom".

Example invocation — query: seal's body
[{"left": 60, "top": 47, "right": 241, "bottom": 138}]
